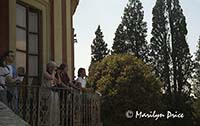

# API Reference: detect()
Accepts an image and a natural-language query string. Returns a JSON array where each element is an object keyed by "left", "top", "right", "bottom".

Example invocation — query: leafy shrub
[{"left": 88, "top": 54, "right": 165, "bottom": 126}]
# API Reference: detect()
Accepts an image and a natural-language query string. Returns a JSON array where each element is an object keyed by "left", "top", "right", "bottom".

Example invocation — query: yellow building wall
[
  {"left": 9, "top": 0, "right": 51, "bottom": 73},
  {"left": 66, "top": 0, "right": 73, "bottom": 79},
  {"left": 9, "top": 0, "right": 17, "bottom": 52},
  {"left": 54, "top": 0, "right": 63, "bottom": 64},
  {"left": 8, "top": 0, "right": 78, "bottom": 80}
]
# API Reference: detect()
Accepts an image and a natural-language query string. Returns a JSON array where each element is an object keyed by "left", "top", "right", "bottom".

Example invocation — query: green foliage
[
  {"left": 91, "top": 25, "right": 109, "bottom": 63},
  {"left": 149, "top": 0, "right": 196, "bottom": 125},
  {"left": 149, "top": 0, "right": 171, "bottom": 93},
  {"left": 150, "top": 0, "right": 193, "bottom": 95},
  {"left": 192, "top": 98, "right": 200, "bottom": 126},
  {"left": 112, "top": 24, "right": 127, "bottom": 54},
  {"left": 194, "top": 37, "right": 200, "bottom": 97},
  {"left": 112, "top": 0, "right": 149, "bottom": 62},
  {"left": 167, "top": 0, "right": 193, "bottom": 94},
  {"left": 195, "top": 37, "right": 200, "bottom": 61},
  {"left": 88, "top": 54, "right": 165, "bottom": 126}
]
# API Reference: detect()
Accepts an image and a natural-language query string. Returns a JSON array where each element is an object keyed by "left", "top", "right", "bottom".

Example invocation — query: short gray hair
[{"left": 46, "top": 61, "right": 57, "bottom": 69}]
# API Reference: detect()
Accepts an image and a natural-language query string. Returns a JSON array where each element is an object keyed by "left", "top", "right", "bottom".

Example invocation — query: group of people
[
  {"left": 0, "top": 50, "right": 96, "bottom": 126},
  {"left": 0, "top": 50, "right": 91, "bottom": 118},
  {"left": 0, "top": 49, "right": 95, "bottom": 126},
  {"left": 43, "top": 61, "right": 89, "bottom": 91},
  {"left": 42, "top": 61, "right": 90, "bottom": 125}
]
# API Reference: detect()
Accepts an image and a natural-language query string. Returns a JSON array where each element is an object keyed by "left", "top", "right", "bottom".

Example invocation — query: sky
[{"left": 74, "top": 0, "right": 200, "bottom": 75}]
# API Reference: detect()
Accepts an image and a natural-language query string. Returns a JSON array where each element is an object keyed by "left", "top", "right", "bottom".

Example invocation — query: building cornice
[{"left": 71, "top": 0, "right": 79, "bottom": 15}]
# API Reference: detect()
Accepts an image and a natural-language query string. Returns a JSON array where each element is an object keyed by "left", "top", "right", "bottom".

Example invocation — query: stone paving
[{"left": 0, "top": 102, "right": 30, "bottom": 126}]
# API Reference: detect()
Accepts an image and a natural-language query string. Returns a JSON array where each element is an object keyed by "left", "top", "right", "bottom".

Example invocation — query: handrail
[
  {"left": 6, "top": 83, "right": 81, "bottom": 91},
  {"left": 2, "top": 84, "right": 101, "bottom": 126}
]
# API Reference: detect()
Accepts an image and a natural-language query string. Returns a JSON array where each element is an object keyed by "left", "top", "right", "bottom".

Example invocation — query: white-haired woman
[{"left": 42, "top": 61, "right": 61, "bottom": 126}]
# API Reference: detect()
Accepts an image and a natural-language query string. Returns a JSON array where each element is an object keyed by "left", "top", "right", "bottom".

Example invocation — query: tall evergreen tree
[
  {"left": 168, "top": 0, "right": 193, "bottom": 95},
  {"left": 150, "top": 0, "right": 194, "bottom": 125},
  {"left": 121, "top": 0, "right": 149, "bottom": 62},
  {"left": 91, "top": 25, "right": 109, "bottom": 63},
  {"left": 149, "top": 0, "right": 171, "bottom": 94},
  {"left": 112, "top": 24, "right": 127, "bottom": 54},
  {"left": 194, "top": 36, "right": 200, "bottom": 97},
  {"left": 150, "top": 0, "right": 193, "bottom": 95}
]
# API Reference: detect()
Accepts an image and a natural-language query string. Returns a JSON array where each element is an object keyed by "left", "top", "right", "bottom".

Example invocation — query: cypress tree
[
  {"left": 150, "top": 1, "right": 194, "bottom": 124},
  {"left": 149, "top": 0, "right": 171, "bottom": 94},
  {"left": 91, "top": 25, "right": 109, "bottom": 63},
  {"left": 150, "top": 0, "right": 193, "bottom": 95},
  {"left": 167, "top": 0, "right": 193, "bottom": 95}
]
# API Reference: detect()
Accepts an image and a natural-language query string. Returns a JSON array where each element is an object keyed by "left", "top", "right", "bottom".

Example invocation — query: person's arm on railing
[
  {"left": 5, "top": 76, "right": 18, "bottom": 85},
  {"left": 43, "top": 71, "right": 57, "bottom": 86}
]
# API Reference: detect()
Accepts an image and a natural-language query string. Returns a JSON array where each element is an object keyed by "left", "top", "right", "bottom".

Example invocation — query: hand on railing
[
  {"left": 5, "top": 76, "right": 18, "bottom": 85},
  {"left": 95, "top": 91, "right": 102, "bottom": 96},
  {"left": 82, "top": 87, "right": 94, "bottom": 93}
]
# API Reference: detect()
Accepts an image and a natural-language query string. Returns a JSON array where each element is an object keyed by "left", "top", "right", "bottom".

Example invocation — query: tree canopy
[
  {"left": 194, "top": 36, "right": 200, "bottom": 98},
  {"left": 88, "top": 54, "right": 164, "bottom": 126},
  {"left": 112, "top": 0, "right": 149, "bottom": 62},
  {"left": 91, "top": 25, "right": 109, "bottom": 63}
]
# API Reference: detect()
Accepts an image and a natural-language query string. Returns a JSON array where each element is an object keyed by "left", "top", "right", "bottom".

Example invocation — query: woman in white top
[
  {"left": 76, "top": 68, "right": 87, "bottom": 88},
  {"left": 76, "top": 68, "right": 94, "bottom": 93}
]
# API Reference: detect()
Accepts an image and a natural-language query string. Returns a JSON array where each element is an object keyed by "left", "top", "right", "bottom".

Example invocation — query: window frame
[{"left": 16, "top": 2, "right": 42, "bottom": 85}]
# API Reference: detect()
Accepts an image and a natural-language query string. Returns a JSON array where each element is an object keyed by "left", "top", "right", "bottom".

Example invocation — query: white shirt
[
  {"left": 76, "top": 77, "right": 86, "bottom": 88},
  {"left": 7, "top": 65, "right": 13, "bottom": 77},
  {"left": 0, "top": 67, "right": 10, "bottom": 90}
]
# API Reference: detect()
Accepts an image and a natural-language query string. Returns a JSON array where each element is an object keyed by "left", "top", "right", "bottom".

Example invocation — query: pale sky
[{"left": 74, "top": 0, "right": 200, "bottom": 75}]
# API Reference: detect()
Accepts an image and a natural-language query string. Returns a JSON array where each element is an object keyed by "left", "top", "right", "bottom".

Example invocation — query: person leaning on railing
[
  {"left": 76, "top": 68, "right": 93, "bottom": 92},
  {"left": 3, "top": 51, "right": 21, "bottom": 113},
  {"left": 43, "top": 61, "right": 61, "bottom": 88},
  {"left": 42, "top": 61, "right": 60, "bottom": 126},
  {"left": 56, "top": 64, "right": 79, "bottom": 88},
  {"left": 55, "top": 63, "right": 71, "bottom": 87},
  {"left": 2, "top": 51, "right": 25, "bottom": 111},
  {"left": 0, "top": 56, "right": 10, "bottom": 104},
  {"left": 0, "top": 54, "right": 19, "bottom": 105}
]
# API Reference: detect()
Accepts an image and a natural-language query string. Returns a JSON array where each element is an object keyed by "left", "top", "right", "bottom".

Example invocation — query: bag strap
[
  {"left": 0, "top": 66, "right": 10, "bottom": 77},
  {"left": 0, "top": 83, "right": 6, "bottom": 89},
  {"left": 0, "top": 73, "right": 9, "bottom": 77}
]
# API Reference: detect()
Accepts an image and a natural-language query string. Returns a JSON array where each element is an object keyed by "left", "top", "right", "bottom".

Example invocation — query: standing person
[
  {"left": 8, "top": 66, "right": 24, "bottom": 113},
  {"left": 43, "top": 61, "right": 59, "bottom": 87},
  {"left": 76, "top": 68, "right": 94, "bottom": 92},
  {"left": 76, "top": 68, "right": 93, "bottom": 126},
  {"left": 76, "top": 68, "right": 87, "bottom": 88},
  {"left": 16, "top": 67, "right": 25, "bottom": 82},
  {"left": 4, "top": 51, "right": 17, "bottom": 78},
  {"left": 0, "top": 57, "right": 10, "bottom": 105},
  {"left": 56, "top": 63, "right": 71, "bottom": 125},
  {"left": 3, "top": 51, "right": 18, "bottom": 112},
  {"left": 42, "top": 61, "right": 60, "bottom": 126},
  {"left": 57, "top": 63, "right": 70, "bottom": 86}
]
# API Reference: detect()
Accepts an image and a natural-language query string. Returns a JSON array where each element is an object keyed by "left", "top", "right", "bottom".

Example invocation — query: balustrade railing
[{"left": 4, "top": 84, "right": 101, "bottom": 126}]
